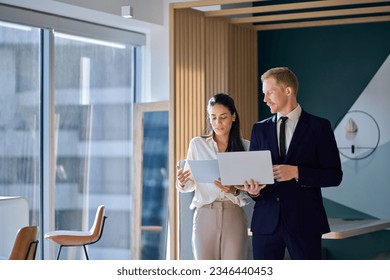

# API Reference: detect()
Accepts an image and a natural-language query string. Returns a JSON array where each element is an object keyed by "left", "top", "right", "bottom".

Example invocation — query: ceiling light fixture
[
  {"left": 0, "top": 21, "right": 32, "bottom": 31},
  {"left": 54, "top": 32, "right": 126, "bottom": 49}
]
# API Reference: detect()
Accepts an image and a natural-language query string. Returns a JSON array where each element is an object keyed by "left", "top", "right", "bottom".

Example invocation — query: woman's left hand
[{"left": 214, "top": 179, "right": 236, "bottom": 194}]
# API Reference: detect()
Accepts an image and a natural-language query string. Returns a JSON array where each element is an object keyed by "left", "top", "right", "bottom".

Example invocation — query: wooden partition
[
  {"left": 169, "top": 6, "right": 258, "bottom": 259},
  {"left": 228, "top": 23, "right": 258, "bottom": 142}
]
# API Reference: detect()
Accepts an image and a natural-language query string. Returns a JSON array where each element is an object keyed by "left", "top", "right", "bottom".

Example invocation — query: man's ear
[{"left": 285, "top": 86, "right": 292, "bottom": 96}]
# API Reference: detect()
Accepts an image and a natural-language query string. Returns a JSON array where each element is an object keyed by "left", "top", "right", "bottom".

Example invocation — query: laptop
[{"left": 217, "top": 150, "right": 274, "bottom": 185}]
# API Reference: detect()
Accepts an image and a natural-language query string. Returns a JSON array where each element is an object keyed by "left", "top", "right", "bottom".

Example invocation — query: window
[
  {"left": 0, "top": 4, "right": 147, "bottom": 260},
  {"left": 133, "top": 104, "right": 169, "bottom": 260},
  {"left": 0, "top": 20, "right": 41, "bottom": 259},
  {"left": 51, "top": 32, "right": 135, "bottom": 260}
]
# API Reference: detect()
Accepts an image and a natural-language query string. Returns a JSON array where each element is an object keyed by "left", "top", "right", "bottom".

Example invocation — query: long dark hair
[{"left": 202, "top": 93, "right": 245, "bottom": 152}]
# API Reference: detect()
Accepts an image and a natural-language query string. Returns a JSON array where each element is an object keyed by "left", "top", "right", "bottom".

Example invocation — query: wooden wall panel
[
  {"left": 228, "top": 24, "right": 258, "bottom": 140},
  {"left": 174, "top": 8, "right": 205, "bottom": 162},
  {"left": 205, "top": 16, "right": 229, "bottom": 99}
]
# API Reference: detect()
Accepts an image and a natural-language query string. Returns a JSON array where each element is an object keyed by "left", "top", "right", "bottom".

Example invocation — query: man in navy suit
[{"left": 237, "top": 67, "right": 342, "bottom": 260}]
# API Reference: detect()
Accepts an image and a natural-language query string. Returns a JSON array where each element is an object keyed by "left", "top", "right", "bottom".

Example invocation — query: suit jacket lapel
[
  {"left": 268, "top": 115, "right": 280, "bottom": 163},
  {"left": 286, "top": 110, "right": 309, "bottom": 161}
]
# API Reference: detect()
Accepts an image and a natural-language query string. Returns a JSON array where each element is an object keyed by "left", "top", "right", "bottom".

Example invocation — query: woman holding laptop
[{"left": 176, "top": 93, "right": 256, "bottom": 260}]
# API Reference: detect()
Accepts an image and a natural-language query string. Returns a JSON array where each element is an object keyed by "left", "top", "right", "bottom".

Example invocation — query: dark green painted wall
[{"left": 257, "top": 22, "right": 390, "bottom": 128}]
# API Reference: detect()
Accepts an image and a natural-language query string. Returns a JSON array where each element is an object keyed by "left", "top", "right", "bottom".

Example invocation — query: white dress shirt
[
  {"left": 177, "top": 136, "right": 251, "bottom": 209},
  {"left": 277, "top": 104, "right": 302, "bottom": 155}
]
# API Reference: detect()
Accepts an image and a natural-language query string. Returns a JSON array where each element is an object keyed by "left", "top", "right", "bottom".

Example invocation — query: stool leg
[
  {"left": 83, "top": 245, "right": 89, "bottom": 260},
  {"left": 57, "top": 246, "right": 63, "bottom": 260}
]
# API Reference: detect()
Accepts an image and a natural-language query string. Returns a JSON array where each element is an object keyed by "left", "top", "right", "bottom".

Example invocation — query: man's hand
[
  {"left": 273, "top": 165, "right": 298, "bottom": 182},
  {"left": 236, "top": 179, "right": 267, "bottom": 197}
]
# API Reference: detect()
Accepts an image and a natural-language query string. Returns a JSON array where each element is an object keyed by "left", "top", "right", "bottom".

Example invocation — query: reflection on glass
[
  {"left": 0, "top": 21, "right": 41, "bottom": 257},
  {"left": 54, "top": 33, "right": 135, "bottom": 259},
  {"left": 141, "top": 111, "right": 169, "bottom": 259}
]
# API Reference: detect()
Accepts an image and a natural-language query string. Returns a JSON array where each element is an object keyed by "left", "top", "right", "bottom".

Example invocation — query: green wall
[{"left": 257, "top": 22, "right": 390, "bottom": 128}]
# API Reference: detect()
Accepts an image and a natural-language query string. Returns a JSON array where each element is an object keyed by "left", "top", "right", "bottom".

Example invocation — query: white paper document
[
  {"left": 217, "top": 150, "right": 274, "bottom": 185},
  {"left": 187, "top": 159, "right": 220, "bottom": 184}
]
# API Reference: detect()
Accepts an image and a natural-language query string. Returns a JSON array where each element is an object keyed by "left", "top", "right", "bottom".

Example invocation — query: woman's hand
[
  {"left": 176, "top": 162, "right": 191, "bottom": 187},
  {"left": 213, "top": 179, "right": 237, "bottom": 194}
]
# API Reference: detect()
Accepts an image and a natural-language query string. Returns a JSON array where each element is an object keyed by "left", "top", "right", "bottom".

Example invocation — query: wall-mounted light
[
  {"left": 336, "top": 110, "right": 380, "bottom": 160},
  {"left": 345, "top": 117, "right": 358, "bottom": 153},
  {"left": 121, "top": 5, "right": 133, "bottom": 18}
]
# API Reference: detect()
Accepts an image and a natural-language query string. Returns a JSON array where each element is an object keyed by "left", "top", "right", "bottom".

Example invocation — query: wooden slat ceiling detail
[{"left": 172, "top": 0, "right": 390, "bottom": 30}]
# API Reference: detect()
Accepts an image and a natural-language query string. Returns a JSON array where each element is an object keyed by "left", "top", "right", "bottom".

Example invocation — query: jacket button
[{"left": 276, "top": 197, "right": 280, "bottom": 202}]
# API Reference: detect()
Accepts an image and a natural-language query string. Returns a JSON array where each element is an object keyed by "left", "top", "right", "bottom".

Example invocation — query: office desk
[
  {"left": 322, "top": 218, "right": 390, "bottom": 239},
  {"left": 0, "top": 196, "right": 29, "bottom": 258},
  {"left": 247, "top": 218, "right": 390, "bottom": 239}
]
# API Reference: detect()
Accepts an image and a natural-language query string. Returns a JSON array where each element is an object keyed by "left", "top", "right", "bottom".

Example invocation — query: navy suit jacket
[{"left": 249, "top": 110, "right": 343, "bottom": 237}]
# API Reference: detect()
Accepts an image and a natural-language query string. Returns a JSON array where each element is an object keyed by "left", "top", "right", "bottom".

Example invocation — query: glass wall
[
  {"left": 0, "top": 3, "right": 148, "bottom": 258},
  {"left": 141, "top": 111, "right": 169, "bottom": 259},
  {"left": 52, "top": 33, "right": 135, "bottom": 259},
  {"left": 0, "top": 21, "right": 41, "bottom": 258}
]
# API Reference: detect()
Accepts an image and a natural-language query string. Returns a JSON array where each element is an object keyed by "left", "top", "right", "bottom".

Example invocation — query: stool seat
[
  {"left": 45, "top": 230, "right": 96, "bottom": 246},
  {"left": 45, "top": 205, "right": 107, "bottom": 260},
  {"left": 9, "top": 226, "right": 39, "bottom": 260}
]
